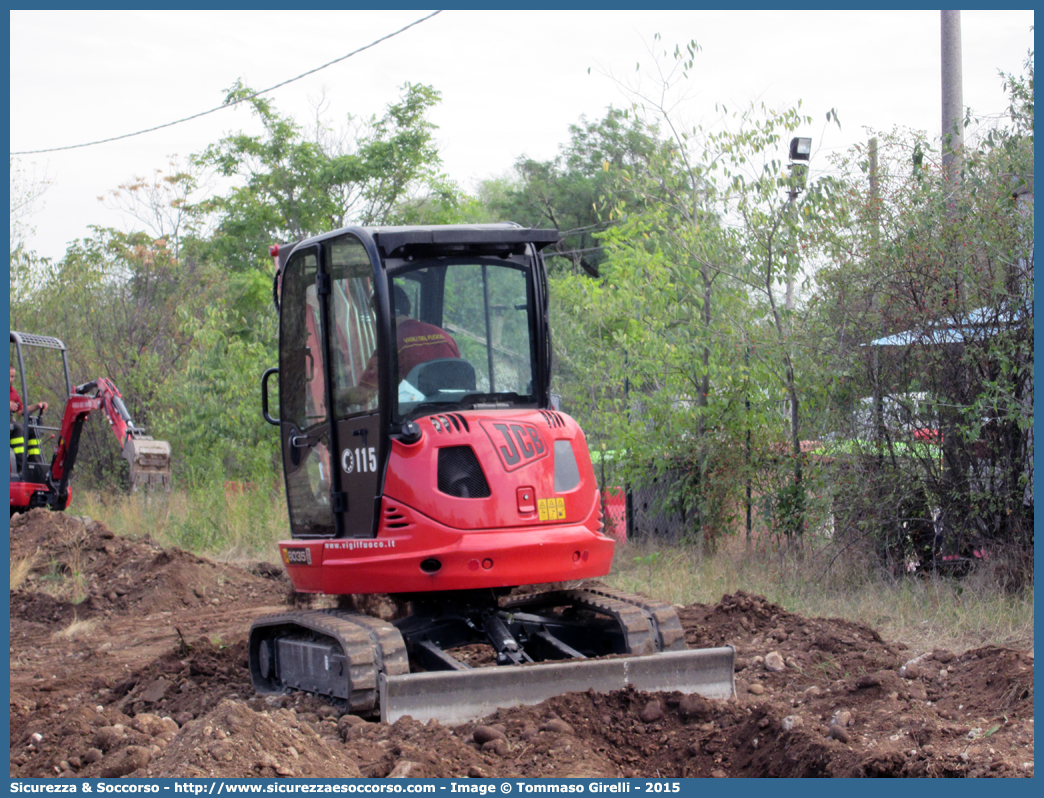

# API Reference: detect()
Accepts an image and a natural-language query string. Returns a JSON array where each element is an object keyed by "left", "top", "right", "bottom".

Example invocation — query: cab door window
[
  {"left": 279, "top": 247, "right": 335, "bottom": 538},
  {"left": 326, "top": 234, "right": 383, "bottom": 538},
  {"left": 391, "top": 260, "right": 536, "bottom": 420},
  {"left": 327, "top": 239, "right": 379, "bottom": 419}
]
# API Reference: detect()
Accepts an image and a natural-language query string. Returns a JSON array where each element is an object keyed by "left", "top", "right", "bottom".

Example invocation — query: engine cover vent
[
  {"left": 540, "top": 410, "right": 566, "bottom": 429},
  {"left": 430, "top": 413, "right": 469, "bottom": 434},
  {"left": 382, "top": 504, "right": 412, "bottom": 529},
  {"left": 437, "top": 446, "right": 491, "bottom": 498}
]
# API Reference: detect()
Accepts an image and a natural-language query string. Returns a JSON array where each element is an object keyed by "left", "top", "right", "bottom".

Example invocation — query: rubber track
[
  {"left": 502, "top": 590, "right": 658, "bottom": 656},
  {"left": 575, "top": 587, "right": 687, "bottom": 652},
  {"left": 321, "top": 610, "right": 410, "bottom": 678},
  {"left": 251, "top": 610, "right": 407, "bottom": 714}
]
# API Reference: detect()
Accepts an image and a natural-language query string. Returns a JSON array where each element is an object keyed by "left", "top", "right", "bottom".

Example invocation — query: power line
[
  {"left": 11, "top": 10, "right": 442, "bottom": 156},
  {"left": 558, "top": 220, "right": 614, "bottom": 236},
  {"left": 545, "top": 245, "right": 605, "bottom": 258}
]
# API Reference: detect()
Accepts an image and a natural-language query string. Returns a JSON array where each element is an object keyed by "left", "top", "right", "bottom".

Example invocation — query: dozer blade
[
  {"left": 122, "top": 437, "right": 172, "bottom": 490},
  {"left": 379, "top": 645, "right": 736, "bottom": 726}
]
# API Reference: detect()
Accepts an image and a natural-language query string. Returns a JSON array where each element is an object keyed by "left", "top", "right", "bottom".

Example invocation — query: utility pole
[
  {"left": 939, "top": 9, "right": 968, "bottom": 563},
  {"left": 868, "top": 137, "right": 879, "bottom": 229},
  {"left": 782, "top": 137, "right": 811, "bottom": 541},
  {"left": 785, "top": 137, "right": 811, "bottom": 311},
  {"left": 940, "top": 10, "right": 964, "bottom": 191},
  {"left": 869, "top": 137, "right": 885, "bottom": 460},
  {"left": 941, "top": 9, "right": 966, "bottom": 307},
  {"left": 786, "top": 186, "right": 798, "bottom": 312}
]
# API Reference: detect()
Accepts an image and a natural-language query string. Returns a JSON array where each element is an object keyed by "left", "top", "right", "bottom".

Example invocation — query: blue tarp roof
[{"left": 867, "top": 302, "right": 1032, "bottom": 347}]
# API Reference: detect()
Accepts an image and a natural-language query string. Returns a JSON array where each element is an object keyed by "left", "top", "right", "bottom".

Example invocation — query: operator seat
[
  {"left": 405, "top": 358, "right": 476, "bottom": 398},
  {"left": 25, "top": 421, "right": 48, "bottom": 482}
]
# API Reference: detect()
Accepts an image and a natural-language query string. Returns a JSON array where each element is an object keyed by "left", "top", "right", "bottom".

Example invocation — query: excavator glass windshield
[{"left": 390, "top": 259, "right": 537, "bottom": 420}]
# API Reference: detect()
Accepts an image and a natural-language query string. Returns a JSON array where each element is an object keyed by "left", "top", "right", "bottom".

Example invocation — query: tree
[
  {"left": 158, "top": 303, "right": 278, "bottom": 484},
  {"left": 10, "top": 82, "right": 467, "bottom": 491},
  {"left": 10, "top": 157, "right": 49, "bottom": 253},
  {"left": 563, "top": 39, "right": 841, "bottom": 547},
  {"left": 483, "top": 108, "right": 664, "bottom": 277},
  {"left": 99, "top": 158, "right": 212, "bottom": 260},
  {"left": 11, "top": 226, "right": 212, "bottom": 487},
  {"left": 701, "top": 101, "right": 846, "bottom": 541},
  {"left": 812, "top": 53, "right": 1033, "bottom": 570},
  {"left": 10, "top": 157, "right": 52, "bottom": 303},
  {"left": 183, "top": 82, "right": 456, "bottom": 346},
  {"left": 546, "top": 44, "right": 769, "bottom": 550},
  {"left": 194, "top": 81, "right": 452, "bottom": 274}
]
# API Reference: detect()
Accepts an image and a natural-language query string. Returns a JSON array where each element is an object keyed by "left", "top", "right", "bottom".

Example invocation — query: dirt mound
[
  {"left": 10, "top": 591, "right": 82, "bottom": 626},
  {"left": 922, "top": 646, "right": 1034, "bottom": 716},
  {"left": 102, "top": 638, "right": 253, "bottom": 722},
  {"left": 143, "top": 700, "right": 364, "bottom": 778},
  {"left": 10, "top": 508, "right": 288, "bottom": 622},
  {"left": 9, "top": 510, "right": 1035, "bottom": 779}
]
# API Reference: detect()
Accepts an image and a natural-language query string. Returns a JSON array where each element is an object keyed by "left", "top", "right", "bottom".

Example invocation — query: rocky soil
[{"left": 9, "top": 509, "right": 1034, "bottom": 778}]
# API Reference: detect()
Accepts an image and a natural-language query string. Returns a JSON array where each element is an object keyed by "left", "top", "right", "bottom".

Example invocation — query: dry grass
[
  {"left": 10, "top": 552, "right": 38, "bottom": 591},
  {"left": 51, "top": 615, "right": 99, "bottom": 641},
  {"left": 74, "top": 486, "right": 288, "bottom": 564},
  {"left": 606, "top": 536, "right": 1034, "bottom": 656},
  {"left": 30, "top": 544, "right": 91, "bottom": 604},
  {"left": 63, "top": 544, "right": 90, "bottom": 604}
]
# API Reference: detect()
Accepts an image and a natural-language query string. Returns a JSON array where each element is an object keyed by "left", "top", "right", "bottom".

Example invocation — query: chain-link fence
[{"left": 596, "top": 465, "right": 691, "bottom": 544}]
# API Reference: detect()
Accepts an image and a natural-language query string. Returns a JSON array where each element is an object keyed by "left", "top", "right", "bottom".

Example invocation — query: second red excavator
[{"left": 10, "top": 331, "right": 171, "bottom": 514}]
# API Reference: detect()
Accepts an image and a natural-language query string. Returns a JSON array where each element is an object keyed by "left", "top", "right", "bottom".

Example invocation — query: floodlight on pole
[
  {"left": 784, "top": 136, "right": 812, "bottom": 312},
  {"left": 789, "top": 137, "right": 812, "bottom": 162},
  {"left": 787, "top": 137, "right": 812, "bottom": 193}
]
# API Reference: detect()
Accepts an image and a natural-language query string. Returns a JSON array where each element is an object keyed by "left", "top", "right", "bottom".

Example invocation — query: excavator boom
[{"left": 51, "top": 379, "right": 172, "bottom": 492}]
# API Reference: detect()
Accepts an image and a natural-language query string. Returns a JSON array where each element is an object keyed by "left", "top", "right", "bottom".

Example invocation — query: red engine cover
[{"left": 280, "top": 409, "right": 615, "bottom": 595}]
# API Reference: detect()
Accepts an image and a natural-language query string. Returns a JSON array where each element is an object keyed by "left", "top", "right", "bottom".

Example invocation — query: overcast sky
[{"left": 9, "top": 9, "right": 1035, "bottom": 263}]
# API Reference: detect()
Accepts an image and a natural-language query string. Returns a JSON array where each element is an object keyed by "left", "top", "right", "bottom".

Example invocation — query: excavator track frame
[
  {"left": 249, "top": 609, "right": 409, "bottom": 715},
  {"left": 249, "top": 589, "right": 735, "bottom": 725}
]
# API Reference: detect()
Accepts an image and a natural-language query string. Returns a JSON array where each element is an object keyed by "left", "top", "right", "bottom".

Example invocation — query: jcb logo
[{"left": 482, "top": 421, "right": 548, "bottom": 472}]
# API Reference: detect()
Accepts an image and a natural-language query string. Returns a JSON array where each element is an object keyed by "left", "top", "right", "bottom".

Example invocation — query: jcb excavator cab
[
  {"left": 9, "top": 332, "right": 71, "bottom": 508},
  {"left": 262, "top": 224, "right": 603, "bottom": 586},
  {"left": 255, "top": 225, "right": 735, "bottom": 723}
]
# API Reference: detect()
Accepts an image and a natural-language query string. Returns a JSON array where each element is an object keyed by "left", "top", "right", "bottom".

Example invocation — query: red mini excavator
[
  {"left": 250, "top": 225, "right": 734, "bottom": 724},
  {"left": 9, "top": 331, "right": 172, "bottom": 514}
]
